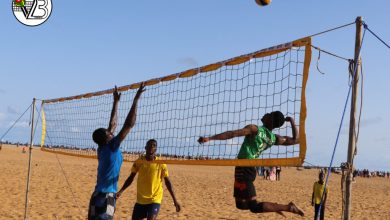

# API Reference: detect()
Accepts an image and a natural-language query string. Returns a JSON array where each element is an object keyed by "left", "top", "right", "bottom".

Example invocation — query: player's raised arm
[
  {"left": 275, "top": 116, "right": 299, "bottom": 146},
  {"left": 107, "top": 86, "right": 121, "bottom": 134},
  {"left": 117, "top": 83, "right": 146, "bottom": 143},
  {"left": 198, "top": 124, "right": 258, "bottom": 144}
]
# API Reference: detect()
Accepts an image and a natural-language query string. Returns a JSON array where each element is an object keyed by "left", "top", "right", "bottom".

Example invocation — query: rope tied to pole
[
  {"left": 311, "top": 45, "right": 352, "bottom": 76},
  {"left": 315, "top": 19, "right": 367, "bottom": 220},
  {"left": 363, "top": 22, "right": 390, "bottom": 49}
]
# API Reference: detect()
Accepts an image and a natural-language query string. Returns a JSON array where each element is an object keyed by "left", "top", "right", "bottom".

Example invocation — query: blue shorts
[{"left": 132, "top": 203, "right": 161, "bottom": 219}]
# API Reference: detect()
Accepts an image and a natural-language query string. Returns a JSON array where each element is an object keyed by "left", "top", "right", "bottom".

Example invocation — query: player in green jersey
[{"left": 198, "top": 111, "right": 304, "bottom": 217}]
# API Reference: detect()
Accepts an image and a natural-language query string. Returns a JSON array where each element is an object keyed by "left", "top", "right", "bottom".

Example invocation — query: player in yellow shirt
[
  {"left": 311, "top": 170, "right": 328, "bottom": 220},
  {"left": 117, "top": 139, "right": 181, "bottom": 220}
]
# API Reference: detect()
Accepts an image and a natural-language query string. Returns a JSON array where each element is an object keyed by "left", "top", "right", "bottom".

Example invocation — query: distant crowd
[
  {"left": 0, "top": 141, "right": 28, "bottom": 153},
  {"left": 257, "top": 166, "right": 282, "bottom": 181},
  {"left": 353, "top": 169, "right": 389, "bottom": 178},
  {"left": 0, "top": 140, "right": 29, "bottom": 146}
]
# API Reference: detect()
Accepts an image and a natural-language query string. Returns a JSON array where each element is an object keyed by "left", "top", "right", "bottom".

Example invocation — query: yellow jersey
[
  {"left": 313, "top": 181, "right": 329, "bottom": 205},
  {"left": 131, "top": 156, "right": 168, "bottom": 204}
]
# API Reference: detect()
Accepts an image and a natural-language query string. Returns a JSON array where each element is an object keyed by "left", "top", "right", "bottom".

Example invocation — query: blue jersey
[{"left": 95, "top": 136, "right": 123, "bottom": 193}]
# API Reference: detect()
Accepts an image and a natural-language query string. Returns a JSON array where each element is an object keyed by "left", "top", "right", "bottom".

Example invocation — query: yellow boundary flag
[{"left": 40, "top": 106, "right": 46, "bottom": 147}]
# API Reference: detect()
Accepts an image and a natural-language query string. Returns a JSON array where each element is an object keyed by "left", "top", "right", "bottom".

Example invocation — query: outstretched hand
[
  {"left": 197, "top": 137, "right": 209, "bottom": 144},
  {"left": 135, "top": 83, "right": 146, "bottom": 99},
  {"left": 113, "top": 86, "right": 121, "bottom": 101},
  {"left": 285, "top": 116, "right": 293, "bottom": 122}
]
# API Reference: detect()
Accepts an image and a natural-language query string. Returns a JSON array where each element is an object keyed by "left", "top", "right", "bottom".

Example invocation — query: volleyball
[{"left": 255, "top": 0, "right": 272, "bottom": 6}]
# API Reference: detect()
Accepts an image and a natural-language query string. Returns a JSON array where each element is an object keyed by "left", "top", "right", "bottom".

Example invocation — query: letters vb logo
[{"left": 12, "top": 0, "right": 52, "bottom": 26}]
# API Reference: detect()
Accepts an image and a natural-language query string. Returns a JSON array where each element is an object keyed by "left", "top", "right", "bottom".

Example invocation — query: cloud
[
  {"left": 0, "top": 113, "right": 7, "bottom": 129},
  {"left": 0, "top": 112, "right": 5, "bottom": 122},
  {"left": 374, "top": 137, "right": 388, "bottom": 143},
  {"left": 8, "top": 120, "right": 30, "bottom": 128},
  {"left": 7, "top": 106, "right": 18, "bottom": 114},
  {"left": 383, "top": 152, "right": 390, "bottom": 160},
  {"left": 177, "top": 57, "right": 199, "bottom": 68},
  {"left": 340, "top": 116, "right": 382, "bottom": 132},
  {"left": 359, "top": 116, "right": 382, "bottom": 127}
]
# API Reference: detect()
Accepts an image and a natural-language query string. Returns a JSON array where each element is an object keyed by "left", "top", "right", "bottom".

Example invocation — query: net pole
[
  {"left": 24, "top": 98, "right": 36, "bottom": 220},
  {"left": 344, "top": 16, "right": 363, "bottom": 220}
]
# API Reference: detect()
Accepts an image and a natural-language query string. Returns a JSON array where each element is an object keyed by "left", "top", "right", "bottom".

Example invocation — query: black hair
[
  {"left": 146, "top": 139, "right": 157, "bottom": 146},
  {"left": 319, "top": 170, "right": 325, "bottom": 178},
  {"left": 271, "top": 111, "right": 285, "bottom": 128},
  {"left": 92, "top": 128, "right": 107, "bottom": 146}
]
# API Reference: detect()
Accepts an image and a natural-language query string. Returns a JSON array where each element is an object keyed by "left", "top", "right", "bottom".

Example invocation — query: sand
[{"left": 1, "top": 145, "right": 389, "bottom": 219}]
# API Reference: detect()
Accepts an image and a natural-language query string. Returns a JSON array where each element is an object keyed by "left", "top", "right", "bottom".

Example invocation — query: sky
[{"left": 1, "top": 0, "right": 389, "bottom": 171}]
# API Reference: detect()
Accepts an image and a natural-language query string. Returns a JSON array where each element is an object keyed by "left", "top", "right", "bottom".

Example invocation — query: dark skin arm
[
  {"left": 164, "top": 177, "right": 181, "bottom": 212},
  {"left": 275, "top": 116, "right": 299, "bottom": 145},
  {"left": 198, "top": 124, "right": 258, "bottom": 144},
  {"left": 107, "top": 86, "right": 121, "bottom": 134},
  {"left": 117, "top": 83, "right": 146, "bottom": 143},
  {"left": 198, "top": 116, "right": 298, "bottom": 145},
  {"left": 311, "top": 191, "right": 314, "bottom": 206},
  {"left": 116, "top": 172, "right": 137, "bottom": 199}
]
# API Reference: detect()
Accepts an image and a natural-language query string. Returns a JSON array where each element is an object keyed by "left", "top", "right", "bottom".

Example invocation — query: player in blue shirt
[{"left": 88, "top": 84, "right": 145, "bottom": 220}]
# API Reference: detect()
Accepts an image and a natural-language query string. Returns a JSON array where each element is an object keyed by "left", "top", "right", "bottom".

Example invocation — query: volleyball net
[{"left": 41, "top": 37, "right": 311, "bottom": 166}]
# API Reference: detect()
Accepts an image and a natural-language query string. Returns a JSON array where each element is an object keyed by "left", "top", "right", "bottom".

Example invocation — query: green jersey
[{"left": 237, "top": 126, "right": 276, "bottom": 159}]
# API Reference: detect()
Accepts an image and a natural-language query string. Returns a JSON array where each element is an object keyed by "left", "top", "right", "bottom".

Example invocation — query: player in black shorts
[{"left": 199, "top": 111, "right": 304, "bottom": 217}]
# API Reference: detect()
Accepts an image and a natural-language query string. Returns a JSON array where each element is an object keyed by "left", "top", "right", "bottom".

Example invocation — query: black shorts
[
  {"left": 88, "top": 191, "right": 116, "bottom": 220},
  {"left": 233, "top": 166, "right": 257, "bottom": 199},
  {"left": 234, "top": 166, "right": 257, "bottom": 182}
]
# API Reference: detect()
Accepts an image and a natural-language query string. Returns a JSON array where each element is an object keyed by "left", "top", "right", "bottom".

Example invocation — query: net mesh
[{"left": 41, "top": 38, "right": 311, "bottom": 166}]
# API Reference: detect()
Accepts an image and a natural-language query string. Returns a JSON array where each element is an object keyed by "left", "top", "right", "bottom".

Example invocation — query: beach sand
[{"left": 1, "top": 145, "right": 389, "bottom": 219}]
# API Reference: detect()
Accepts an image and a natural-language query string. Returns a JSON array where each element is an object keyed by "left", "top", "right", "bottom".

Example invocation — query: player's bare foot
[{"left": 288, "top": 202, "right": 304, "bottom": 216}]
